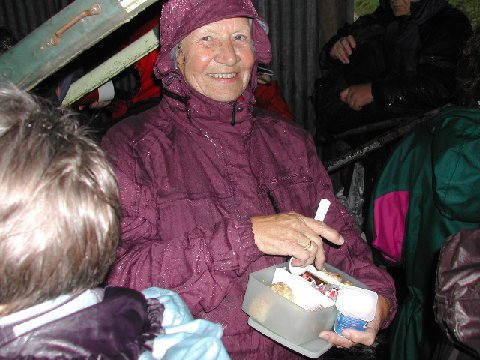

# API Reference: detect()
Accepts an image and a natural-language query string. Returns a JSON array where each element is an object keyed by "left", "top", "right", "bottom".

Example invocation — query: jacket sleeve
[
  {"left": 319, "top": 9, "right": 386, "bottom": 70},
  {"left": 141, "top": 287, "right": 231, "bottom": 360},
  {"left": 372, "top": 13, "right": 472, "bottom": 115},
  {"left": 431, "top": 110, "right": 480, "bottom": 223},
  {"left": 101, "top": 129, "right": 263, "bottom": 315},
  {"left": 305, "top": 136, "right": 398, "bottom": 326},
  {"left": 434, "top": 230, "right": 480, "bottom": 358}
]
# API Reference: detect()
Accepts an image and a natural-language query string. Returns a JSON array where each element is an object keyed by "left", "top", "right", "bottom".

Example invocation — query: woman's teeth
[{"left": 209, "top": 73, "right": 236, "bottom": 79}]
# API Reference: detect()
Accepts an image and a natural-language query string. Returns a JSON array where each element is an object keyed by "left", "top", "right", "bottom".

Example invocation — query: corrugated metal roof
[{"left": 0, "top": 0, "right": 74, "bottom": 40}]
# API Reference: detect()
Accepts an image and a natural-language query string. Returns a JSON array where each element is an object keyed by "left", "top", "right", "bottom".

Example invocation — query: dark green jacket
[{"left": 368, "top": 106, "right": 480, "bottom": 360}]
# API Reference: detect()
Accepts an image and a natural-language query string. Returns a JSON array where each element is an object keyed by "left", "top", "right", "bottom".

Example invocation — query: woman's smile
[
  {"left": 208, "top": 72, "right": 238, "bottom": 79},
  {"left": 176, "top": 17, "right": 255, "bottom": 102}
]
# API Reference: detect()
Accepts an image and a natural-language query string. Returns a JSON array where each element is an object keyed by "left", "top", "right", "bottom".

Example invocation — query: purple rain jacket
[
  {"left": 102, "top": 0, "right": 397, "bottom": 357},
  {"left": 0, "top": 287, "right": 163, "bottom": 358}
]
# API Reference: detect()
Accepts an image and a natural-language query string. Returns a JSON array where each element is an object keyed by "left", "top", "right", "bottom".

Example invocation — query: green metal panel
[
  {"left": 0, "top": 0, "right": 159, "bottom": 90},
  {"left": 62, "top": 28, "right": 159, "bottom": 107}
]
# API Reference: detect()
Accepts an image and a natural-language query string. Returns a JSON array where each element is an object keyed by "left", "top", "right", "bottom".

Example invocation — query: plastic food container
[{"left": 242, "top": 262, "right": 366, "bottom": 358}]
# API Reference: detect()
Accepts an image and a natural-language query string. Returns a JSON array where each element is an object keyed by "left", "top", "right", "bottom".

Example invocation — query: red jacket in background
[{"left": 254, "top": 79, "right": 294, "bottom": 121}]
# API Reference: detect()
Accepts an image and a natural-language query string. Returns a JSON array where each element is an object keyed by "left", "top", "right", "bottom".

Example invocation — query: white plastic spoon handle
[{"left": 289, "top": 199, "right": 331, "bottom": 274}]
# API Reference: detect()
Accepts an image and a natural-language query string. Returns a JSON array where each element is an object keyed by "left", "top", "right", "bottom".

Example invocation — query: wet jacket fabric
[
  {"left": 102, "top": 0, "right": 397, "bottom": 358},
  {"left": 369, "top": 107, "right": 480, "bottom": 360},
  {"left": 0, "top": 287, "right": 230, "bottom": 359},
  {"left": 313, "top": 0, "right": 472, "bottom": 135},
  {"left": 0, "top": 287, "right": 163, "bottom": 359},
  {"left": 434, "top": 229, "right": 480, "bottom": 360}
]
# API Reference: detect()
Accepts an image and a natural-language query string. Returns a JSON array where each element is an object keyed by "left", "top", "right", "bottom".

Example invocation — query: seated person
[
  {"left": 0, "top": 83, "right": 229, "bottom": 359},
  {"left": 313, "top": 0, "right": 472, "bottom": 142},
  {"left": 368, "top": 27, "right": 480, "bottom": 360},
  {"left": 312, "top": 0, "right": 472, "bottom": 224},
  {"left": 101, "top": 0, "right": 398, "bottom": 358}
]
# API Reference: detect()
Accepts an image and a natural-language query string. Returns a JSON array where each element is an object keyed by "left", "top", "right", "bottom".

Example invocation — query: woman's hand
[
  {"left": 319, "top": 295, "right": 391, "bottom": 348},
  {"left": 78, "top": 100, "right": 111, "bottom": 111},
  {"left": 339, "top": 83, "right": 373, "bottom": 111},
  {"left": 330, "top": 35, "right": 356, "bottom": 64},
  {"left": 251, "top": 212, "right": 344, "bottom": 269}
]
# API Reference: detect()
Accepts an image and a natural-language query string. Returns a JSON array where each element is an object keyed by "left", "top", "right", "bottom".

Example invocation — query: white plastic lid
[{"left": 335, "top": 287, "right": 378, "bottom": 322}]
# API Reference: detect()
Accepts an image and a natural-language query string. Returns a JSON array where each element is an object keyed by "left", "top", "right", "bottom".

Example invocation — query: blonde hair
[{"left": 0, "top": 83, "right": 121, "bottom": 315}]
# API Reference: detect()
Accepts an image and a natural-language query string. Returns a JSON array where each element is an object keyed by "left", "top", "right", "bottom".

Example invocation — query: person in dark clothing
[
  {"left": 368, "top": 26, "right": 480, "bottom": 360},
  {"left": 313, "top": 0, "right": 472, "bottom": 141},
  {"left": 312, "top": 0, "right": 472, "bottom": 226},
  {"left": 0, "top": 83, "right": 229, "bottom": 359}
]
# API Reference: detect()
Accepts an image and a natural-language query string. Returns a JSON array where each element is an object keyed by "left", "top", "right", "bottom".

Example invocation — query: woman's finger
[
  {"left": 289, "top": 232, "right": 319, "bottom": 260},
  {"left": 301, "top": 216, "right": 344, "bottom": 246},
  {"left": 314, "top": 242, "right": 326, "bottom": 269},
  {"left": 319, "top": 330, "right": 355, "bottom": 348},
  {"left": 251, "top": 213, "right": 342, "bottom": 268},
  {"left": 341, "top": 327, "right": 376, "bottom": 347}
]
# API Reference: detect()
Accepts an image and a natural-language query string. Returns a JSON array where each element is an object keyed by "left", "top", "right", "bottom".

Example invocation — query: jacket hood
[
  {"left": 155, "top": 0, "right": 272, "bottom": 92},
  {"left": 430, "top": 107, "right": 480, "bottom": 223},
  {"left": 378, "top": 0, "right": 448, "bottom": 24}
]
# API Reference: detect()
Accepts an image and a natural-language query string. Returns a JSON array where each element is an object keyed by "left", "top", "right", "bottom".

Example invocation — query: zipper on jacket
[
  {"left": 231, "top": 101, "right": 237, "bottom": 126},
  {"left": 231, "top": 99, "right": 245, "bottom": 126},
  {"left": 267, "top": 190, "right": 281, "bottom": 214}
]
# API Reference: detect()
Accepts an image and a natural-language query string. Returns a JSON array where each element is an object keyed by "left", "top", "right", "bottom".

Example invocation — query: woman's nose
[{"left": 215, "top": 40, "right": 239, "bottom": 66}]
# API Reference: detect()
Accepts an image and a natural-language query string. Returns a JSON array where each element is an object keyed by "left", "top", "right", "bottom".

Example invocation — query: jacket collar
[
  {"left": 0, "top": 287, "right": 158, "bottom": 358},
  {"left": 162, "top": 68, "right": 256, "bottom": 136}
]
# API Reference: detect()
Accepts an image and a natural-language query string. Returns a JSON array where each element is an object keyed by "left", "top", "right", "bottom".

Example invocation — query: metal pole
[{"left": 324, "top": 110, "right": 441, "bottom": 173}]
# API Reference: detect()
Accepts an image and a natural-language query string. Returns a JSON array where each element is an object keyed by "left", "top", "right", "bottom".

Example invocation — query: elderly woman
[{"left": 102, "top": 0, "right": 397, "bottom": 357}]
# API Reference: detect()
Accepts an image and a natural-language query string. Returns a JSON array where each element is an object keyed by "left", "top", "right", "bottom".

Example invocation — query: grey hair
[
  {"left": 172, "top": 43, "right": 182, "bottom": 69},
  {"left": 0, "top": 83, "right": 121, "bottom": 315}
]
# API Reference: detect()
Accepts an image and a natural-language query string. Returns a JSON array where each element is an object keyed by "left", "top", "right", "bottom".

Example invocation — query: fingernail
[
  {"left": 339, "top": 235, "right": 345, "bottom": 244},
  {"left": 343, "top": 330, "right": 351, "bottom": 338}
]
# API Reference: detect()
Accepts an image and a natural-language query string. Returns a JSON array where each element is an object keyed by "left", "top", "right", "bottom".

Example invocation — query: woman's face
[
  {"left": 177, "top": 17, "right": 255, "bottom": 102},
  {"left": 390, "top": 0, "right": 415, "bottom": 16}
]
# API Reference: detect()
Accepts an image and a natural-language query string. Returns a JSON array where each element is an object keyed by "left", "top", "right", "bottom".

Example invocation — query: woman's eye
[
  {"left": 201, "top": 36, "right": 213, "bottom": 41},
  {"left": 234, "top": 34, "right": 248, "bottom": 41}
]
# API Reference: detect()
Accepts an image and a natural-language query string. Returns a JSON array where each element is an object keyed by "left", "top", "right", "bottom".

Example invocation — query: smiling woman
[
  {"left": 100, "top": 0, "right": 397, "bottom": 358},
  {"left": 176, "top": 17, "right": 255, "bottom": 102}
]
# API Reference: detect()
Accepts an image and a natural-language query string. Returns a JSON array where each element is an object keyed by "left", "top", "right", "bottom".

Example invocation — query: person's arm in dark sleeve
[
  {"left": 372, "top": 13, "right": 472, "bottom": 115},
  {"left": 319, "top": 7, "right": 386, "bottom": 69}
]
